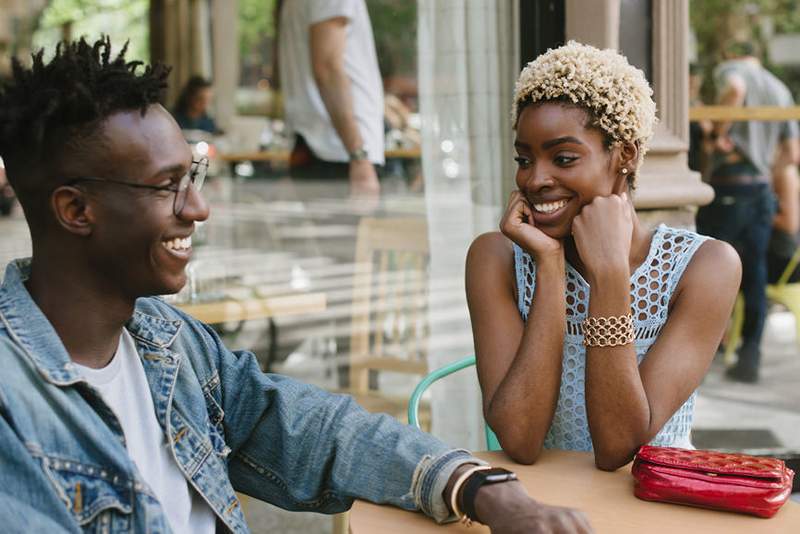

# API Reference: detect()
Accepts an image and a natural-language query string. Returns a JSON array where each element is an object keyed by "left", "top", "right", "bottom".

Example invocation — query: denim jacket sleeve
[
  {"left": 0, "top": 404, "right": 82, "bottom": 533},
  {"left": 182, "top": 314, "right": 484, "bottom": 522}
]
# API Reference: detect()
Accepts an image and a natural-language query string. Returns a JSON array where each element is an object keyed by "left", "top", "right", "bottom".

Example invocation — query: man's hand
[
  {"left": 714, "top": 134, "right": 735, "bottom": 154},
  {"left": 349, "top": 159, "right": 380, "bottom": 207},
  {"left": 475, "top": 480, "right": 592, "bottom": 533}
]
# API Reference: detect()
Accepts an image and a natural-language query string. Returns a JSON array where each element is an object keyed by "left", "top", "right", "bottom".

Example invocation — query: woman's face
[
  {"left": 190, "top": 87, "right": 213, "bottom": 114},
  {"left": 513, "top": 102, "right": 625, "bottom": 240}
]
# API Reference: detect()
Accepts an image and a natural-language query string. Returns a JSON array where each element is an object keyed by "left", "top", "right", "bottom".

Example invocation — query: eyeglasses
[{"left": 66, "top": 157, "right": 209, "bottom": 216}]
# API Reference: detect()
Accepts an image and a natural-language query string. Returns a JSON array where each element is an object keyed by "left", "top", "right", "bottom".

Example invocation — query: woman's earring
[{"left": 621, "top": 168, "right": 629, "bottom": 175}]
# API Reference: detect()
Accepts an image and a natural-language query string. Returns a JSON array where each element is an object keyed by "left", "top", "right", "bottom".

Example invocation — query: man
[
  {"left": 278, "top": 0, "right": 383, "bottom": 198},
  {"left": 0, "top": 38, "right": 590, "bottom": 533},
  {"left": 696, "top": 41, "right": 800, "bottom": 383}
]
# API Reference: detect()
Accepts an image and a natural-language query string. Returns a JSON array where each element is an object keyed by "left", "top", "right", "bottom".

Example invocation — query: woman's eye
[
  {"left": 554, "top": 155, "right": 578, "bottom": 166},
  {"left": 514, "top": 156, "right": 531, "bottom": 168}
]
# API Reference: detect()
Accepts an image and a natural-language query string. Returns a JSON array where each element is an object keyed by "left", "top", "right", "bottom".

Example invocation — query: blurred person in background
[
  {"left": 278, "top": 0, "right": 383, "bottom": 199},
  {"left": 173, "top": 75, "right": 222, "bottom": 135},
  {"left": 695, "top": 40, "right": 800, "bottom": 384},
  {"left": 768, "top": 163, "right": 800, "bottom": 284},
  {"left": 687, "top": 63, "right": 713, "bottom": 176}
]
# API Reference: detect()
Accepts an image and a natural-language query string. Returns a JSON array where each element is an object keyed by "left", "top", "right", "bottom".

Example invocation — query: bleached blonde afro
[{"left": 512, "top": 41, "right": 657, "bottom": 169}]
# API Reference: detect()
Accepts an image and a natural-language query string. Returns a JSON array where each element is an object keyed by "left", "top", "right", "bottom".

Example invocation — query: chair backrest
[
  {"left": 407, "top": 355, "right": 501, "bottom": 451},
  {"left": 349, "top": 217, "right": 430, "bottom": 395}
]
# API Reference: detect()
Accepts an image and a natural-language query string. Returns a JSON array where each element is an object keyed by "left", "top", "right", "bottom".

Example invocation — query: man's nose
[{"left": 179, "top": 184, "right": 210, "bottom": 222}]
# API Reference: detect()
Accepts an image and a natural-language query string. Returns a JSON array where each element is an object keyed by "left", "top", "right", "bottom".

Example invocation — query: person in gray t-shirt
[{"left": 696, "top": 41, "right": 800, "bottom": 383}]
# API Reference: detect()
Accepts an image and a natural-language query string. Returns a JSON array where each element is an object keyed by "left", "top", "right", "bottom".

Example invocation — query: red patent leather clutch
[{"left": 631, "top": 445, "right": 795, "bottom": 518}]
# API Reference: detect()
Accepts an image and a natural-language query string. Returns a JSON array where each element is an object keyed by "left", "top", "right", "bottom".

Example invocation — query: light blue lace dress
[{"left": 512, "top": 224, "right": 709, "bottom": 451}]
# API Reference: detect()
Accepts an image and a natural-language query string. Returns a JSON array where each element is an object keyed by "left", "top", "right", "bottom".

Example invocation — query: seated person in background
[
  {"left": 768, "top": 162, "right": 800, "bottom": 283},
  {"left": 466, "top": 42, "right": 741, "bottom": 471},
  {"left": 0, "top": 37, "right": 591, "bottom": 533},
  {"left": 173, "top": 75, "right": 221, "bottom": 134}
]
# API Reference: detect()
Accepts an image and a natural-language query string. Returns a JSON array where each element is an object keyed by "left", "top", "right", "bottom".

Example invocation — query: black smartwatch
[{"left": 460, "top": 467, "right": 518, "bottom": 523}]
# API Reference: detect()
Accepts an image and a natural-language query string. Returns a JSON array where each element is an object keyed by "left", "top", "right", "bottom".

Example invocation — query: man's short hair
[{"left": 0, "top": 36, "right": 170, "bottom": 204}]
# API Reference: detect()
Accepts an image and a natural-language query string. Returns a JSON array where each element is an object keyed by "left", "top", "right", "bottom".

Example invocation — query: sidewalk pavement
[{"left": 694, "top": 309, "right": 800, "bottom": 452}]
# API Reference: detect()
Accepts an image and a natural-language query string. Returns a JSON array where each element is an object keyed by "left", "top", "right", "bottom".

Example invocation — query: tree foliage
[
  {"left": 691, "top": 0, "right": 800, "bottom": 100},
  {"left": 33, "top": 0, "right": 149, "bottom": 62}
]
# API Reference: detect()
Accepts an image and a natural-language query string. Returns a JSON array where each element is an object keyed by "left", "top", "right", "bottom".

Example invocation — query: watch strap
[{"left": 461, "top": 467, "right": 518, "bottom": 523}]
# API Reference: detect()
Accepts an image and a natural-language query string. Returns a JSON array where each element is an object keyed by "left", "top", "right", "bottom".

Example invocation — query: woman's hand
[
  {"left": 500, "top": 191, "right": 563, "bottom": 260},
  {"left": 571, "top": 192, "right": 634, "bottom": 282}
]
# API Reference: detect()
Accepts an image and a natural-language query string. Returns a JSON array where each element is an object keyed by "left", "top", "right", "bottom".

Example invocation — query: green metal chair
[
  {"left": 725, "top": 247, "right": 800, "bottom": 364},
  {"left": 407, "top": 355, "right": 502, "bottom": 451}
]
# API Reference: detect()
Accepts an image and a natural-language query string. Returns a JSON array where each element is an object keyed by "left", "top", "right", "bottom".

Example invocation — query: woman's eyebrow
[{"left": 541, "top": 136, "right": 584, "bottom": 150}]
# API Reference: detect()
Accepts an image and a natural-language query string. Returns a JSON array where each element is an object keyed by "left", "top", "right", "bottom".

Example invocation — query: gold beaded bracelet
[{"left": 582, "top": 313, "right": 635, "bottom": 347}]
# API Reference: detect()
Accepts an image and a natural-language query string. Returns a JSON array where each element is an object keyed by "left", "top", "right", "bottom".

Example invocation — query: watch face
[{"left": 482, "top": 468, "right": 517, "bottom": 483}]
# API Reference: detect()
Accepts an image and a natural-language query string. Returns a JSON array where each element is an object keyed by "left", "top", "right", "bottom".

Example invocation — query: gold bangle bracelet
[{"left": 582, "top": 313, "right": 635, "bottom": 347}]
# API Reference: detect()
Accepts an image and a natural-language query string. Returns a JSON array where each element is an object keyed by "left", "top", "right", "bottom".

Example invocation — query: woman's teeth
[
  {"left": 533, "top": 199, "right": 568, "bottom": 214},
  {"left": 163, "top": 237, "right": 192, "bottom": 251}
]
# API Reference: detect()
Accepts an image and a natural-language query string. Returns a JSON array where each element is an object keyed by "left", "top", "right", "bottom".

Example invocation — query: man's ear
[{"left": 51, "top": 186, "right": 94, "bottom": 236}]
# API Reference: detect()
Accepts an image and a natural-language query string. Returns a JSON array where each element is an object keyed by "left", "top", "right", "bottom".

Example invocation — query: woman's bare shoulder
[
  {"left": 466, "top": 232, "right": 519, "bottom": 303},
  {"left": 678, "top": 237, "right": 741, "bottom": 296},
  {"left": 467, "top": 231, "right": 516, "bottom": 271}
]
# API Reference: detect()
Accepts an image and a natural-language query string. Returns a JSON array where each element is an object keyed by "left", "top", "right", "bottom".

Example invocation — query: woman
[
  {"left": 465, "top": 42, "right": 741, "bottom": 471},
  {"left": 173, "top": 76, "right": 221, "bottom": 134}
]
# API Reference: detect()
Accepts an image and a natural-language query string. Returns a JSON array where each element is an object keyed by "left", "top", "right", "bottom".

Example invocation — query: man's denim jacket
[{"left": 0, "top": 260, "right": 479, "bottom": 532}]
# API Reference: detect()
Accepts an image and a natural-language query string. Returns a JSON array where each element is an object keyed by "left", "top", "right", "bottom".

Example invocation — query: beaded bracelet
[{"left": 582, "top": 313, "right": 635, "bottom": 347}]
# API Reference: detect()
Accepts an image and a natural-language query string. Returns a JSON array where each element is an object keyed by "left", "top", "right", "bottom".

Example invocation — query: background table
[
  {"left": 217, "top": 148, "right": 421, "bottom": 164},
  {"left": 350, "top": 450, "right": 800, "bottom": 533},
  {"left": 176, "top": 292, "right": 326, "bottom": 324}
]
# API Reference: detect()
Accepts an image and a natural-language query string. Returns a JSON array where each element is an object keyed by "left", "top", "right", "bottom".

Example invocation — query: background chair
[
  {"left": 408, "top": 355, "right": 501, "bottom": 451},
  {"left": 345, "top": 217, "right": 430, "bottom": 419},
  {"left": 725, "top": 247, "right": 800, "bottom": 364}
]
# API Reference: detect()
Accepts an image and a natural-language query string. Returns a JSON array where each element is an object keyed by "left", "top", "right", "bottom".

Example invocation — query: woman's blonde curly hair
[{"left": 512, "top": 41, "right": 657, "bottom": 171}]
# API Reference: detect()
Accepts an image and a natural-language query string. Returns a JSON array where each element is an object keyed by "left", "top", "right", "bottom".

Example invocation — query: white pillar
[{"left": 211, "top": 0, "right": 239, "bottom": 132}]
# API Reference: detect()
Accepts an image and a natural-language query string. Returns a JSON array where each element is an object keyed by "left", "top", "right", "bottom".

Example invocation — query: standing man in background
[
  {"left": 278, "top": 0, "right": 384, "bottom": 199},
  {"left": 696, "top": 41, "right": 800, "bottom": 383}
]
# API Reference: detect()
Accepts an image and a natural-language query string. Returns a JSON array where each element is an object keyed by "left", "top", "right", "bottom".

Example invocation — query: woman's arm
[
  {"left": 583, "top": 239, "right": 740, "bottom": 470},
  {"left": 573, "top": 196, "right": 741, "bottom": 470},
  {"left": 466, "top": 231, "right": 566, "bottom": 464}
]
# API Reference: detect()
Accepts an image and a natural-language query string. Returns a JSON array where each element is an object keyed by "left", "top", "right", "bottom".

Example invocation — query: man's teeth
[
  {"left": 163, "top": 237, "right": 192, "bottom": 251},
  {"left": 533, "top": 199, "right": 568, "bottom": 214}
]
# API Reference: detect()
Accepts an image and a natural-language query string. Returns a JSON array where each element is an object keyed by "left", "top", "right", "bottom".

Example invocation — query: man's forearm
[{"left": 315, "top": 65, "right": 363, "bottom": 155}]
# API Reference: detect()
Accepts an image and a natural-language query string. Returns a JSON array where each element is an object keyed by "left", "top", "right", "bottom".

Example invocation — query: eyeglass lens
[{"left": 174, "top": 158, "right": 209, "bottom": 215}]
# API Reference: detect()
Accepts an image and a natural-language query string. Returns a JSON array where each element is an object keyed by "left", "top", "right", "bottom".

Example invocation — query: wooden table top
[
  {"left": 176, "top": 292, "right": 326, "bottom": 324},
  {"left": 349, "top": 450, "right": 800, "bottom": 534}
]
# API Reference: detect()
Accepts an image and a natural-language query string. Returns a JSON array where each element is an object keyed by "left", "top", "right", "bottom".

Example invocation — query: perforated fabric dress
[{"left": 512, "top": 224, "right": 709, "bottom": 451}]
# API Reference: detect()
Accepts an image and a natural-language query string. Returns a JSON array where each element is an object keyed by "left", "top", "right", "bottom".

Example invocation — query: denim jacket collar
[{"left": 0, "top": 258, "right": 182, "bottom": 386}]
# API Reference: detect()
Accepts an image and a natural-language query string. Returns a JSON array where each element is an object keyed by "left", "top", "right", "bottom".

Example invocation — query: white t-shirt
[
  {"left": 279, "top": 0, "right": 385, "bottom": 165},
  {"left": 76, "top": 330, "right": 216, "bottom": 534}
]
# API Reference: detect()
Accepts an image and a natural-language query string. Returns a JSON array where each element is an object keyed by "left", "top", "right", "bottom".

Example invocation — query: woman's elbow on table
[
  {"left": 493, "top": 428, "right": 544, "bottom": 465},
  {"left": 593, "top": 446, "right": 639, "bottom": 472}
]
